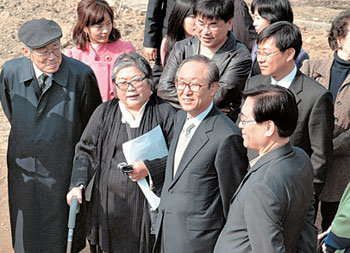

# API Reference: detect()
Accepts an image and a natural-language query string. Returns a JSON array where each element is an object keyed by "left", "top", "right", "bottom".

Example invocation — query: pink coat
[{"left": 65, "top": 40, "right": 136, "bottom": 102}]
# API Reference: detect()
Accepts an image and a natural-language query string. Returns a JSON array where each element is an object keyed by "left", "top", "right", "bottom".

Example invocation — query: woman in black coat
[{"left": 66, "top": 53, "right": 175, "bottom": 252}]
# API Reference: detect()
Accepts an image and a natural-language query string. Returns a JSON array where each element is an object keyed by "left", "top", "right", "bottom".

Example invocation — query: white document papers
[{"left": 122, "top": 125, "right": 168, "bottom": 210}]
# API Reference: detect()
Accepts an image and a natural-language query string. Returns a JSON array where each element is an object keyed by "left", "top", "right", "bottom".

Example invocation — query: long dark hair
[
  {"left": 164, "top": 0, "right": 196, "bottom": 65},
  {"left": 72, "top": 0, "right": 121, "bottom": 51}
]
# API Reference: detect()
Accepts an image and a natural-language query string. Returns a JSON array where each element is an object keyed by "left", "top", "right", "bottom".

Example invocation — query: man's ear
[
  {"left": 227, "top": 18, "right": 233, "bottom": 31},
  {"left": 265, "top": 120, "right": 276, "bottom": 137},
  {"left": 286, "top": 48, "right": 296, "bottom": 62},
  {"left": 22, "top": 47, "right": 31, "bottom": 59},
  {"left": 210, "top": 81, "right": 218, "bottom": 96}
]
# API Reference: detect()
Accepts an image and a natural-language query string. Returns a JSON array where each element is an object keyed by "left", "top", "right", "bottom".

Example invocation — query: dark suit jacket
[
  {"left": 154, "top": 106, "right": 248, "bottom": 253},
  {"left": 214, "top": 143, "right": 317, "bottom": 253},
  {"left": 245, "top": 71, "right": 334, "bottom": 195}
]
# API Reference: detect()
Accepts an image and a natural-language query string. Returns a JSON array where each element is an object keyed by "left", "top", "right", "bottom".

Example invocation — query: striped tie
[{"left": 39, "top": 73, "right": 48, "bottom": 92}]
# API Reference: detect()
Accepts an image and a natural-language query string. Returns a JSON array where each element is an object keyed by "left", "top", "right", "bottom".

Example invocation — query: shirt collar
[
  {"left": 119, "top": 96, "right": 151, "bottom": 128},
  {"left": 33, "top": 62, "right": 52, "bottom": 79},
  {"left": 185, "top": 102, "right": 213, "bottom": 128},
  {"left": 271, "top": 65, "right": 297, "bottom": 89}
]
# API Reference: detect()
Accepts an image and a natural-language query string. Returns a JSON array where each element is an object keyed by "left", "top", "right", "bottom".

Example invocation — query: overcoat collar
[{"left": 19, "top": 54, "right": 69, "bottom": 87}]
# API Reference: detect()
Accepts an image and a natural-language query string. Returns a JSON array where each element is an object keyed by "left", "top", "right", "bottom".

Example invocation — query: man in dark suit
[
  {"left": 214, "top": 85, "right": 317, "bottom": 252},
  {"left": 153, "top": 55, "right": 248, "bottom": 253},
  {"left": 244, "top": 21, "right": 334, "bottom": 209},
  {"left": 0, "top": 18, "right": 102, "bottom": 252}
]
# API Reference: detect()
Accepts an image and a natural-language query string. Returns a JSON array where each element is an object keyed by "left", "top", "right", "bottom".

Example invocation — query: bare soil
[{"left": 0, "top": 0, "right": 348, "bottom": 251}]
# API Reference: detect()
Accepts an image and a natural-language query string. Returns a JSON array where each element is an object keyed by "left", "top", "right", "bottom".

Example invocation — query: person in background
[
  {"left": 153, "top": 55, "right": 248, "bottom": 252},
  {"left": 67, "top": 53, "right": 175, "bottom": 253},
  {"left": 143, "top": 0, "right": 175, "bottom": 84},
  {"left": 160, "top": 0, "right": 197, "bottom": 67},
  {"left": 301, "top": 10, "right": 350, "bottom": 232},
  {"left": 66, "top": 0, "right": 135, "bottom": 102},
  {"left": 0, "top": 18, "right": 102, "bottom": 252},
  {"left": 245, "top": 21, "right": 334, "bottom": 220},
  {"left": 214, "top": 85, "right": 317, "bottom": 253},
  {"left": 143, "top": 0, "right": 256, "bottom": 85},
  {"left": 250, "top": 0, "right": 309, "bottom": 76},
  {"left": 157, "top": 0, "right": 252, "bottom": 122}
]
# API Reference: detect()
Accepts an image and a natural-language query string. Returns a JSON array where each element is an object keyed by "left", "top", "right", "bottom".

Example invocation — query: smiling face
[
  {"left": 176, "top": 60, "right": 217, "bottom": 118},
  {"left": 23, "top": 40, "right": 62, "bottom": 73},
  {"left": 239, "top": 97, "right": 268, "bottom": 151},
  {"left": 114, "top": 66, "right": 151, "bottom": 113},
  {"left": 84, "top": 13, "right": 112, "bottom": 44},
  {"left": 195, "top": 14, "right": 232, "bottom": 52}
]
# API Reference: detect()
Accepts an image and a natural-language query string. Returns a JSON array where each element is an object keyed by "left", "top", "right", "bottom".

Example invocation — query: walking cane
[{"left": 66, "top": 197, "right": 80, "bottom": 253}]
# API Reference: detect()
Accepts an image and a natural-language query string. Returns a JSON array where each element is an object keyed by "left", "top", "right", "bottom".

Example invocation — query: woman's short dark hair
[
  {"left": 112, "top": 53, "right": 153, "bottom": 87},
  {"left": 72, "top": 0, "right": 121, "bottom": 51},
  {"left": 194, "top": 0, "right": 234, "bottom": 23},
  {"left": 257, "top": 21, "right": 302, "bottom": 60},
  {"left": 328, "top": 10, "right": 350, "bottom": 51},
  {"left": 243, "top": 85, "right": 298, "bottom": 138},
  {"left": 164, "top": 0, "right": 196, "bottom": 65},
  {"left": 175, "top": 55, "right": 219, "bottom": 88},
  {"left": 250, "top": 0, "right": 293, "bottom": 24}
]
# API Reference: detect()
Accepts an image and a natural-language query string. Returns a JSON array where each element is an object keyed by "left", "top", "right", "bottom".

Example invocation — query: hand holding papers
[{"left": 122, "top": 125, "right": 168, "bottom": 210}]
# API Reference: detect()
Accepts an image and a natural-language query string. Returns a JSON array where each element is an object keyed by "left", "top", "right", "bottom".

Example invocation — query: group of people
[{"left": 0, "top": 0, "right": 349, "bottom": 252}]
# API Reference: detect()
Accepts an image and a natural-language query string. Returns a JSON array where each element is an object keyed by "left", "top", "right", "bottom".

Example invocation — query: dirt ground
[{"left": 0, "top": 0, "right": 348, "bottom": 251}]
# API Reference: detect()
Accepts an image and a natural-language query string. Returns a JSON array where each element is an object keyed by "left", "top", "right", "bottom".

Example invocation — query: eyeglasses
[
  {"left": 114, "top": 76, "right": 147, "bottom": 91},
  {"left": 256, "top": 49, "right": 280, "bottom": 58},
  {"left": 175, "top": 80, "right": 208, "bottom": 92},
  {"left": 196, "top": 21, "right": 225, "bottom": 31},
  {"left": 30, "top": 45, "right": 62, "bottom": 58},
  {"left": 239, "top": 119, "right": 256, "bottom": 126}
]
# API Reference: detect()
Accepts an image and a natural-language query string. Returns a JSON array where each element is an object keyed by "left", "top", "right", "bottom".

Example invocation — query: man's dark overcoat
[{"left": 0, "top": 54, "right": 102, "bottom": 252}]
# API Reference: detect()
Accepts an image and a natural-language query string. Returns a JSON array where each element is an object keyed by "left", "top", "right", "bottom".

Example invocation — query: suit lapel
[
  {"left": 287, "top": 70, "right": 304, "bottom": 105},
  {"left": 166, "top": 112, "right": 186, "bottom": 183},
  {"left": 167, "top": 107, "right": 218, "bottom": 190},
  {"left": 230, "top": 143, "right": 294, "bottom": 202}
]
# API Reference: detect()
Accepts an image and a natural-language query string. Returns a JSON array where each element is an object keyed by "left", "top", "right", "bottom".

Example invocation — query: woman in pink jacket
[{"left": 66, "top": 0, "right": 135, "bottom": 102}]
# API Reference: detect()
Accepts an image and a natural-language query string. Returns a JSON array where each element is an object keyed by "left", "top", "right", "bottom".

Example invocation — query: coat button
[
  {"left": 335, "top": 117, "right": 339, "bottom": 122},
  {"left": 336, "top": 101, "right": 342, "bottom": 105},
  {"left": 106, "top": 55, "right": 110, "bottom": 61}
]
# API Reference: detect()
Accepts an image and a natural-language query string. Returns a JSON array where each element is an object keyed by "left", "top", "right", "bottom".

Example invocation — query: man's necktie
[
  {"left": 39, "top": 73, "right": 48, "bottom": 92},
  {"left": 173, "top": 123, "right": 195, "bottom": 177}
]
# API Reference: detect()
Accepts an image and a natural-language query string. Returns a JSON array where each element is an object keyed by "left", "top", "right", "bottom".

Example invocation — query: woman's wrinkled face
[{"left": 114, "top": 66, "right": 151, "bottom": 113}]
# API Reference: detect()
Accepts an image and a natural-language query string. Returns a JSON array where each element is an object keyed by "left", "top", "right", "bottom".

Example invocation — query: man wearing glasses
[
  {"left": 153, "top": 55, "right": 248, "bottom": 253},
  {"left": 0, "top": 18, "right": 101, "bottom": 252},
  {"left": 244, "top": 21, "right": 334, "bottom": 217},
  {"left": 214, "top": 85, "right": 317, "bottom": 252},
  {"left": 157, "top": 0, "right": 251, "bottom": 122}
]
